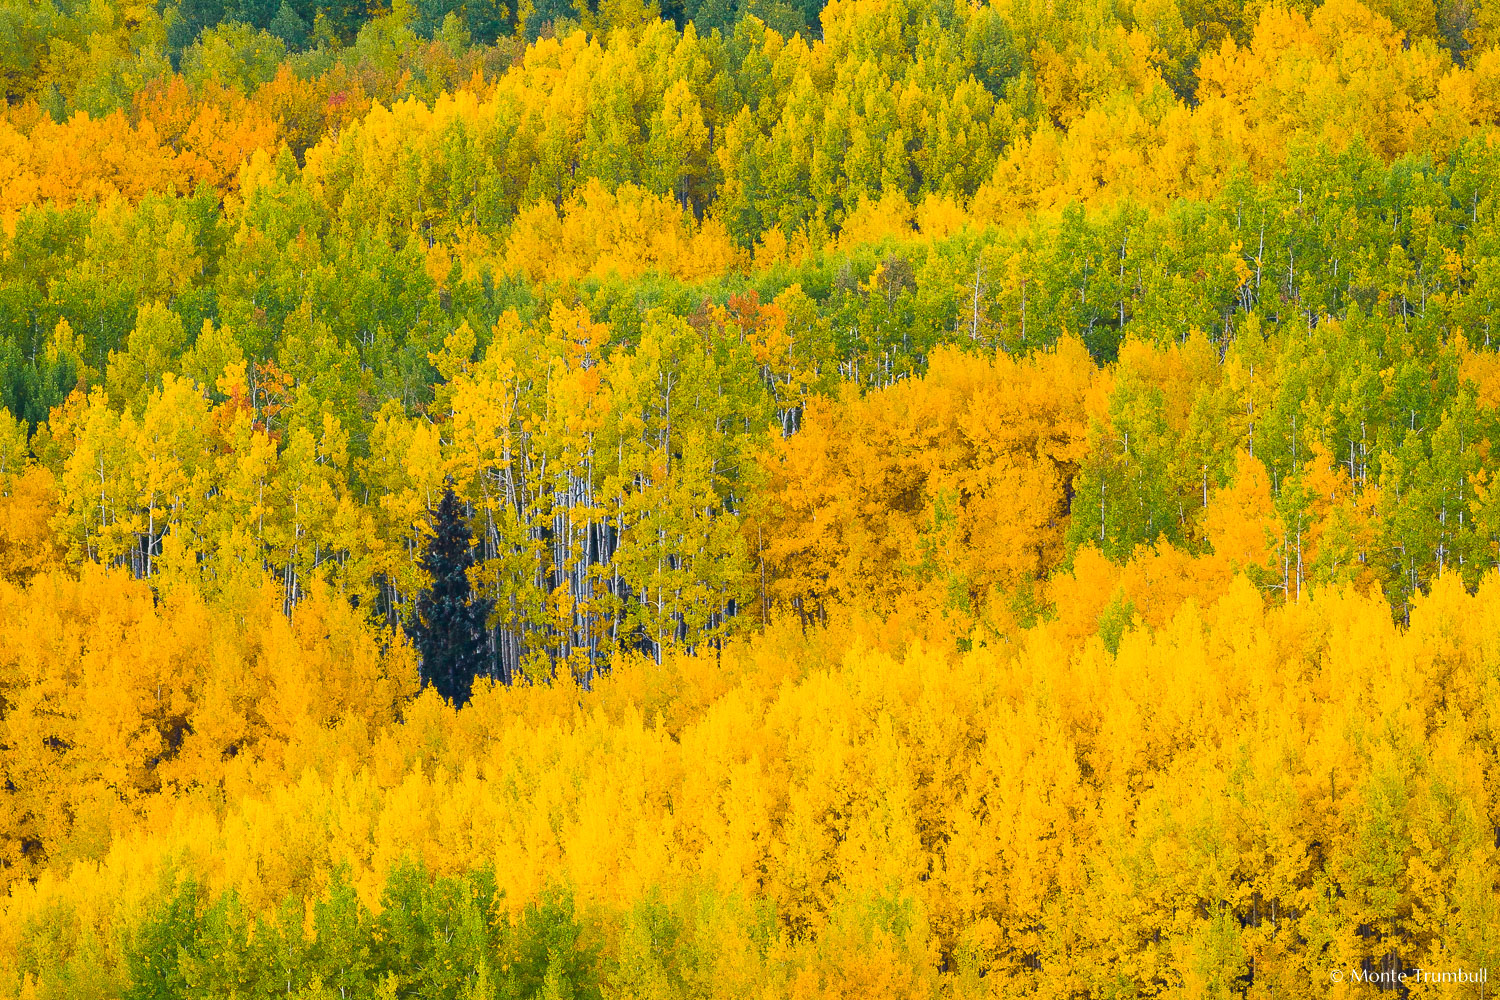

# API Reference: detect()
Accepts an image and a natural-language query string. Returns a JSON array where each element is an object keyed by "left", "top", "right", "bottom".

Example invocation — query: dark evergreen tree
[
  {"left": 412, "top": 486, "right": 494, "bottom": 707},
  {"left": 268, "top": 1, "right": 310, "bottom": 47}
]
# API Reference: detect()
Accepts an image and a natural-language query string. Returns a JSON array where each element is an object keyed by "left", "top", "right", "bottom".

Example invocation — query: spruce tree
[{"left": 413, "top": 486, "right": 494, "bottom": 706}]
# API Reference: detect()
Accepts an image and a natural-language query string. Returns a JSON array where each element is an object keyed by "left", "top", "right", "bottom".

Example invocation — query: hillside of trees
[{"left": 5, "top": 0, "right": 1500, "bottom": 994}]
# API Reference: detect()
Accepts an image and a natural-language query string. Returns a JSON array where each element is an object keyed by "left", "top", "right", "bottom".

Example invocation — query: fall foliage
[{"left": 4, "top": 0, "right": 1500, "bottom": 994}]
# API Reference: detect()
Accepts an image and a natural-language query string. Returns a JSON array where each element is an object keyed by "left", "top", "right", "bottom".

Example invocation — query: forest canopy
[{"left": 4, "top": 0, "right": 1500, "bottom": 994}]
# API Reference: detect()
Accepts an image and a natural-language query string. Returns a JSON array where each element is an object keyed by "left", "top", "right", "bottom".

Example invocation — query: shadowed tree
[{"left": 413, "top": 485, "right": 494, "bottom": 706}]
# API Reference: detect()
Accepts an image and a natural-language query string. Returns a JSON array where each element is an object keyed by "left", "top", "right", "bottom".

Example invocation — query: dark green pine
[{"left": 413, "top": 486, "right": 494, "bottom": 706}]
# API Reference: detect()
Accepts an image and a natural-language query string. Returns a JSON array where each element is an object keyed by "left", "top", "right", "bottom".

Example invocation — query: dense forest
[{"left": 5, "top": 0, "right": 1500, "bottom": 993}]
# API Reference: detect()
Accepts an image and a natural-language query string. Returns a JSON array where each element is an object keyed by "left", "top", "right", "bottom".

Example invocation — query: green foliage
[
  {"left": 123, "top": 877, "right": 201, "bottom": 1000},
  {"left": 115, "top": 865, "right": 601, "bottom": 1000}
]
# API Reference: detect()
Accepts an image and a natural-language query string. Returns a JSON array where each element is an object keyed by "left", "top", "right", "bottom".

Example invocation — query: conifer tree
[{"left": 413, "top": 486, "right": 494, "bottom": 706}]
